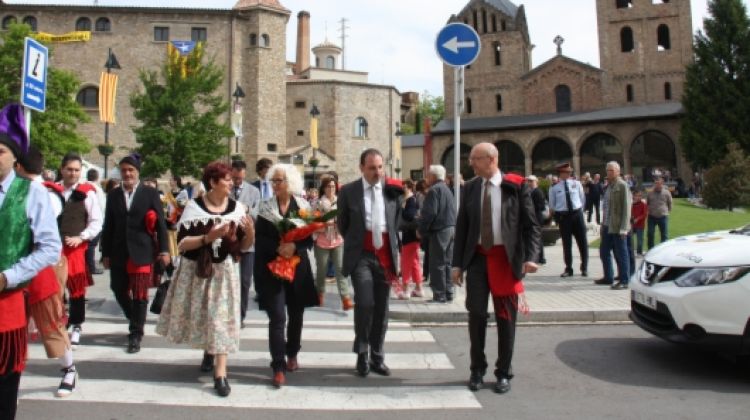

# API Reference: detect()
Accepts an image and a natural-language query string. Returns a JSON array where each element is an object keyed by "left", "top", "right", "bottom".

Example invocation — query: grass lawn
[{"left": 589, "top": 199, "right": 750, "bottom": 248}]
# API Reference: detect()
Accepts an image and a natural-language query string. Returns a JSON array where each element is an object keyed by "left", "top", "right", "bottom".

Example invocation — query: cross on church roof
[{"left": 554, "top": 35, "right": 565, "bottom": 56}]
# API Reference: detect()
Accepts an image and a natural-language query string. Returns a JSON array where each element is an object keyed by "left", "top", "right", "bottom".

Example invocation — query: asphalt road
[{"left": 16, "top": 323, "right": 750, "bottom": 420}]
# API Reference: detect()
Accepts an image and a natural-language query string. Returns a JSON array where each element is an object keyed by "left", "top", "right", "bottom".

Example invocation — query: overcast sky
[{"left": 8, "top": 0, "right": 748, "bottom": 96}]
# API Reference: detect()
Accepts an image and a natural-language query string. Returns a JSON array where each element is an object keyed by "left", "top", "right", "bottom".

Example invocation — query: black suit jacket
[
  {"left": 101, "top": 184, "right": 169, "bottom": 267},
  {"left": 452, "top": 174, "right": 541, "bottom": 280},
  {"left": 337, "top": 178, "right": 401, "bottom": 277}
]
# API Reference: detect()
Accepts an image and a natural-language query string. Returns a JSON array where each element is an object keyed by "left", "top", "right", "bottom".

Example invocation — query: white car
[{"left": 629, "top": 225, "right": 750, "bottom": 356}]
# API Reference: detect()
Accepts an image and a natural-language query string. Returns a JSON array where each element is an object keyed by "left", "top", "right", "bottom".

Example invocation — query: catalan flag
[
  {"left": 98, "top": 72, "right": 118, "bottom": 124},
  {"left": 310, "top": 117, "right": 319, "bottom": 149}
]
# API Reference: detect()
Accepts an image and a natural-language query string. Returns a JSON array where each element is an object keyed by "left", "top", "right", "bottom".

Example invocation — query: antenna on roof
[{"left": 338, "top": 18, "right": 349, "bottom": 70}]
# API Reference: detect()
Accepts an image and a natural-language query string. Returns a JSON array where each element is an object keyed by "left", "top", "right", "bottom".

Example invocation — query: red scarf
[
  {"left": 476, "top": 245, "right": 524, "bottom": 297},
  {"left": 363, "top": 231, "right": 398, "bottom": 285}
]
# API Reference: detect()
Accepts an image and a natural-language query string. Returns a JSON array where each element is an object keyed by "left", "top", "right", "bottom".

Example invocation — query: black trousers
[
  {"left": 68, "top": 296, "right": 86, "bottom": 326},
  {"left": 239, "top": 252, "right": 255, "bottom": 322},
  {"left": 0, "top": 371, "right": 20, "bottom": 420},
  {"left": 586, "top": 200, "right": 601, "bottom": 224},
  {"left": 465, "top": 254, "right": 518, "bottom": 379},
  {"left": 350, "top": 253, "right": 390, "bottom": 363},
  {"left": 557, "top": 210, "right": 589, "bottom": 272},
  {"left": 110, "top": 263, "right": 132, "bottom": 321},
  {"left": 85, "top": 232, "right": 101, "bottom": 274},
  {"left": 264, "top": 282, "right": 304, "bottom": 372},
  {"left": 129, "top": 299, "right": 148, "bottom": 339}
]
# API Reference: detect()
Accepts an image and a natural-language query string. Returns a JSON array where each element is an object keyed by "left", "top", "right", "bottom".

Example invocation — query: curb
[{"left": 389, "top": 308, "right": 632, "bottom": 324}]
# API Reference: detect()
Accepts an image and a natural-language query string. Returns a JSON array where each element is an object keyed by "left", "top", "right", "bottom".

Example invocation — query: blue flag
[{"left": 170, "top": 41, "right": 196, "bottom": 56}]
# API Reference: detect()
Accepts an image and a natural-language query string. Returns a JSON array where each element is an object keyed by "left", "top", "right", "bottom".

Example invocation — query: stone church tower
[
  {"left": 443, "top": 0, "right": 532, "bottom": 118},
  {"left": 596, "top": 0, "right": 693, "bottom": 107}
]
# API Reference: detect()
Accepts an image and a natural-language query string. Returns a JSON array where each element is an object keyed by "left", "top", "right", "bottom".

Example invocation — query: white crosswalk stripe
[{"left": 20, "top": 317, "right": 481, "bottom": 410}]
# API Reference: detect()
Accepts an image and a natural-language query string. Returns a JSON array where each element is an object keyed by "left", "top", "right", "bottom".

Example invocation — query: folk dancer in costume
[
  {"left": 337, "top": 149, "right": 403, "bottom": 377},
  {"left": 101, "top": 154, "right": 170, "bottom": 354},
  {"left": 0, "top": 104, "right": 62, "bottom": 417},
  {"left": 451, "top": 142, "right": 541, "bottom": 394},
  {"left": 16, "top": 146, "right": 79, "bottom": 397},
  {"left": 57, "top": 152, "right": 103, "bottom": 348},
  {"left": 157, "top": 161, "right": 254, "bottom": 397}
]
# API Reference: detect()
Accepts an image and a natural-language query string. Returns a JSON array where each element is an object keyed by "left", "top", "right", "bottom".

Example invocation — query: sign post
[
  {"left": 435, "top": 23, "right": 480, "bottom": 210},
  {"left": 20, "top": 37, "right": 49, "bottom": 143}
]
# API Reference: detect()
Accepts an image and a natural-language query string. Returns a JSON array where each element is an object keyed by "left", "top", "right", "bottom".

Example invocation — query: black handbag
[
  {"left": 195, "top": 245, "right": 214, "bottom": 279},
  {"left": 149, "top": 280, "right": 171, "bottom": 314}
]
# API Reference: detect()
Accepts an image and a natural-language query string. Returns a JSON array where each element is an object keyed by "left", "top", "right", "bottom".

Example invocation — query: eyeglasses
[
  {"left": 270, "top": 178, "right": 286, "bottom": 184},
  {"left": 468, "top": 155, "right": 490, "bottom": 163}
]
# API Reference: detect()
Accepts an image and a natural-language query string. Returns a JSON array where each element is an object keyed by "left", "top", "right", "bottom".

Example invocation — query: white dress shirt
[
  {"left": 61, "top": 181, "right": 103, "bottom": 241},
  {"left": 362, "top": 177, "right": 387, "bottom": 233},
  {"left": 123, "top": 182, "right": 140, "bottom": 211},
  {"left": 478, "top": 170, "right": 504, "bottom": 246}
]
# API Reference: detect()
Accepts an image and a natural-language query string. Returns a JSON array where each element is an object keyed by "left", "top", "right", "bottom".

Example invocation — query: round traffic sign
[{"left": 435, "top": 23, "right": 481, "bottom": 67}]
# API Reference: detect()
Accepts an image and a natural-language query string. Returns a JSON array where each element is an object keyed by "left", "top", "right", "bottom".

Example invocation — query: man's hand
[
  {"left": 522, "top": 261, "right": 539, "bottom": 274},
  {"left": 64, "top": 236, "right": 83, "bottom": 247},
  {"left": 159, "top": 253, "right": 171, "bottom": 267},
  {"left": 0, "top": 272, "right": 6, "bottom": 292},
  {"left": 278, "top": 242, "right": 296, "bottom": 259},
  {"left": 451, "top": 268, "right": 463, "bottom": 287},
  {"left": 102, "top": 257, "right": 111, "bottom": 269}
]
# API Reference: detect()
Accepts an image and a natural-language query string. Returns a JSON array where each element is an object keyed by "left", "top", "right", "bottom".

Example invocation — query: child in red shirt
[{"left": 631, "top": 190, "right": 648, "bottom": 255}]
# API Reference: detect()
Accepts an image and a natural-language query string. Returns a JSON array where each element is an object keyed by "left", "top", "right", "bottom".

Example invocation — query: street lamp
[
  {"left": 102, "top": 48, "right": 120, "bottom": 178},
  {"left": 359, "top": 118, "right": 368, "bottom": 139},
  {"left": 394, "top": 122, "right": 403, "bottom": 178},
  {"left": 231, "top": 83, "right": 245, "bottom": 160},
  {"left": 309, "top": 104, "right": 320, "bottom": 188}
]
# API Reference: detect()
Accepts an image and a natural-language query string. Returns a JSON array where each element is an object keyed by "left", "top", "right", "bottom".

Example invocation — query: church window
[
  {"left": 2, "top": 16, "right": 17, "bottom": 30},
  {"left": 620, "top": 27, "right": 634, "bottom": 52},
  {"left": 75, "top": 17, "right": 91, "bottom": 31},
  {"left": 260, "top": 34, "right": 270, "bottom": 47},
  {"left": 22, "top": 16, "right": 37, "bottom": 32},
  {"left": 294, "top": 101, "right": 306, "bottom": 109},
  {"left": 492, "top": 15, "right": 497, "bottom": 32},
  {"left": 191, "top": 27, "right": 207, "bottom": 42},
  {"left": 154, "top": 27, "right": 169, "bottom": 42},
  {"left": 616, "top": 0, "right": 633, "bottom": 8},
  {"left": 481, "top": 9, "right": 487, "bottom": 33},
  {"left": 325, "top": 56, "right": 335, "bottom": 69},
  {"left": 493, "top": 42, "right": 501, "bottom": 66},
  {"left": 626, "top": 84, "right": 634, "bottom": 102},
  {"left": 555, "top": 85, "right": 572, "bottom": 113},
  {"left": 354, "top": 117, "right": 368, "bottom": 138},
  {"left": 95, "top": 17, "right": 111, "bottom": 32},
  {"left": 267, "top": 143, "right": 278, "bottom": 152},
  {"left": 466, "top": 97, "right": 472, "bottom": 114},
  {"left": 315, "top": 57, "right": 320, "bottom": 67},
  {"left": 501, "top": 20, "right": 506, "bottom": 31},
  {"left": 76, "top": 86, "right": 98, "bottom": 108},
  {"left": 664, "top": 82, "right": 672, "bottom": 100},
  {"left": 657, "top": 24, "right": 671, "bottom": 50},
  {"left": 249, "top": 33, "right": 257, "bottom": 46},
  {"left": 472, "top": 10, "right": 478, "bottom": 31},
  {"left": 496, "top": 94, "right": 503, "bottom": 112},
  {"left": 297, "top": 130, "right": 304, "bottom": 136}
]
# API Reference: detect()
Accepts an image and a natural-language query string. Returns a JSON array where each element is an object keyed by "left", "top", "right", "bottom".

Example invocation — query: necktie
[
  {"left": 262, "top": 181, "right": 270, "bottom": 199},
  {"left": 371, "top": 184, "right": 383, "bottom": 249},
  {"left": 480, "top": 180, "right": 493, "bottom": 251},
  {"left": 564, "top": 180, "right": 574, "bottom": 212},
  {"left": 234, "top": 186, "right": 240, "bottom": 200}
]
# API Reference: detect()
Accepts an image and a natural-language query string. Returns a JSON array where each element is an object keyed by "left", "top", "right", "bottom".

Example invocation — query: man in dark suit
[
  {"left": 452, "top": 142, "right": 541, "bottom": 394},
  {"left": 231, "top": 160, "right": 260, "bottom": 327},
  {"left": 251, "top": 158, "right": 273, "bottom": 201},
  {"left": 338, "top": 149, "right": 401, "bottom": 377},
  {"left": 101, "top": 154, "right": 169, "bottom": 353}
]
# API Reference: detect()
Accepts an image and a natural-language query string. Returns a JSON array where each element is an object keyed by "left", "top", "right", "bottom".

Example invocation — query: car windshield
[{"left": 729, "top": 225, "right": 750, "bottom": 236}]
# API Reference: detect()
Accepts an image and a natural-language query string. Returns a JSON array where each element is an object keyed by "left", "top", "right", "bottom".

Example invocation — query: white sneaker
[
  {"left": 69, "top": 326, "right": 81, "bottom": 349},
  {"left": 56, "top": 365, "right": 77, "bottom": 397}
]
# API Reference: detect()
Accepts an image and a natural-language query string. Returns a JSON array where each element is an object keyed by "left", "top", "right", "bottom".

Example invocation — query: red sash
[
  {"left": 0, "top": 291, "right": 27, "bottom": 374},
  {"left": 363, "top": 231, "right": 398, "bottom": 285},
  {"left": 63, "top": 242, "right": 90, "bottom": 298},
  {"left": 476, "top": 245, "right": 524, "bottom": 297},
  {"left": 28, "top": 266, "right": 60, "bottom": 305}
]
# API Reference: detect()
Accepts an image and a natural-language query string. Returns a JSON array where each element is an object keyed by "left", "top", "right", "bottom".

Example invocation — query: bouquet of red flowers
[{"left": 266, "top": 207, "right": 338, "bottom": 282}]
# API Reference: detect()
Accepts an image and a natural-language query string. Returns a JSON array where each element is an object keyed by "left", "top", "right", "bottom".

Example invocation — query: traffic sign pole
[{"left": 454, "top": 66, "right": 462, "bottom": 211}]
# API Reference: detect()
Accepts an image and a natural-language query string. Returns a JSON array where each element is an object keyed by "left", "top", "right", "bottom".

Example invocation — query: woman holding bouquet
[
  {"left": 255, "top": 163, "right": 318, "bottom": 388},
  {"left": 156, "top": 161, "right": 254, "bottom": 397}
]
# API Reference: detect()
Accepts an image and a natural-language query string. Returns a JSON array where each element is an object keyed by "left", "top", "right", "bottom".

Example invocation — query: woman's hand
[
  {"left": 277, "top": 242, "right": 296, "bottom": 259},
  {"left": 206, "top": 222, "right": 232, "bottom": 243},
  {"left": 518, "top": 293, "right": 530, "bottom": 315},
  {"left": 239, "top": 215, "right": 254, "bottom": 236}
]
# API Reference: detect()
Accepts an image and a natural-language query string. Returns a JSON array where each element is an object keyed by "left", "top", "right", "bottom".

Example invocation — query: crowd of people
[{"left": 1, "top": 97, "right": 682, "bottom": 418}]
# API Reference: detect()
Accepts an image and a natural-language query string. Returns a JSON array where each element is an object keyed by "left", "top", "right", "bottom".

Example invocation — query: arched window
[
  {"left": 22, "top": 16, "right": 37, "bottom": 32},
  {"left": 626, "top": 84, "right": 634, "bottom": 102},
  {"left": 495, "top": 140, "right": 525, "bottom": 174},
  {"left": 481, "top": 9, "right": 487, "bottom": 33},
  {"left": 532, "top": 138, "right": 573, "bottom": 175},
  {"left": 76, "top": 86, "right": 99, "bottom": 108},
  {"left": 620, "top": 26, "right": 634, "bottom": 52},
  {"left": 249, "top": 33, "right": 257, "bottom": 46},
  {"left": 472, "top": 10, "right": 478, "bottom": 31},
  {"left": 630, "top": 130, "right": 677, "bottom": 183},
  {"left": 657, "top": 24, "right": 671, "bottom": 50},
  {"left": 315, "top": 57, "right": 320, "bottom": 67},
  {"left": 260, "top": 34, "right": 270, "bottom": 47},
  {"left": 492, "top": 15, "right": 497, "bottom": 32},
  {"left": 95, "top": 17, "right": 111, "bottom": 32},
  {"left": 493, "top": 42, "right": 502, "bottom": 66},
  {"left": 354, "top": 117, "right": 368, "bottom": 138},
  {"left": 75, "top": 17, "right": 91, "bottom": 31},
  {"left": 325, "top": 56, "right": 335, "bottom": 69},
  {"left": 466, "top": 97, "right": 472, "bottom": 114},
  {"left": 616, "top": 0, "right": 633, "bottom": 8},
  {"left": 2, "top": 16, "right": 17, "bottom": 30},
  {"left": 580, "top": 133, "right": 623, "bottom": 177},
  {"left": 555, "top": 85, "right": 572, "bottom": 112},
  {"left": 496, "top": 94, "right": 503, "bottom": 112},
  {"left": 441, "top": 143, "right": 474, "bottom": 180},
  {"left": 664, "top": 82, "right": 672, "bottom": 100}
]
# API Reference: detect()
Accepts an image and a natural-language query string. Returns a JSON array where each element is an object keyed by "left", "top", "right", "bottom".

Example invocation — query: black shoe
[
  {"left": 200, "top": 352, "right": 214, "bottom": 372},
  {"left": 369, "top": 361, "right": 391, "bottom": 376},
  {"left": 493, "top": 377, "right": 511, "bottom": 394},
  {"left": 446, "top": 295, "right": 454, "bottom": 303},
  {"left": 581, "top": 271, "right": 588, "bottom": 277},
  {"left": 214, "top": 376, "right": 231, "bottom": 397},
  {"left": 611, "top": 282, "right": 629, "bottom": 290},
  {"left": 127, "top": 336, "right": 141, "bottom": 354},
  {"left": 560, "top": 270, "right": 574, "bottom": 278},
  {"left": 92, "top": 268, "right": 104, "bottom": 275},
  {"left": 594, "top": 278, "right": 613, "bottom": 285},
  {"left": 356, "top": 353, "right": 370, "bottom": 377},
  {"left": 468, "top": 370, "right": 484, "bottom": 391},
  {"left": 429, "top": 297, "right": 447, "bottom": 303}
]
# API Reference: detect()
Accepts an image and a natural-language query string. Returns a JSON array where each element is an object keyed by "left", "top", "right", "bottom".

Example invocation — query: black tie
[
  {"left": 234, "top": 186, "right": 240, "bottom": 200},
  {"left": 564, "top": 180, "right": 574, "bottom": 212}
]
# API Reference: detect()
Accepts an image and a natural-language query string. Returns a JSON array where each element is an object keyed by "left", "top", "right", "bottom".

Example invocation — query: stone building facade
[{"left": 432, "top": 0, "right": 693, "bottom": 183}]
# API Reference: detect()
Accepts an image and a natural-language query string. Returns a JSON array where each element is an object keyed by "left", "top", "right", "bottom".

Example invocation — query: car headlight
[{"left": 674, "top": 267, "right": 750, "bottom": 287}]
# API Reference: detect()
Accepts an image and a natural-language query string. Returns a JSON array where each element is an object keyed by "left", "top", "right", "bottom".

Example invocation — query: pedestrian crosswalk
[{"left": 19, "top": 317, "right": 481, "bottom": 411}]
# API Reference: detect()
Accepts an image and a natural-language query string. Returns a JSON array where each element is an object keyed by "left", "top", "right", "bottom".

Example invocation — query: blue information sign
[
  {"left": 435, "top": 23, "right": 481, "bottom": 67},
  {"left": 21, "top": 37, "right": 48, "bottom": 112}
]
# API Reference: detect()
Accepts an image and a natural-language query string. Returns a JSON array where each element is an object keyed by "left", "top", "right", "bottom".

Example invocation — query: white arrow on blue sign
[
  {"left": 435, "top": 23, "right": 481, "bottom": 67},
  {"left": 21, "top": 37, "right": 48, "bottom": 112}
]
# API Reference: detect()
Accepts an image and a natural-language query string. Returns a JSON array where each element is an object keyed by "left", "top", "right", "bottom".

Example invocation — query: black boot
[
  {"left": 128, "top": 299, "right": 148, "bottom": 353},
  {"left": 201, "top": 352, "right": 215, "bottom": 372}
]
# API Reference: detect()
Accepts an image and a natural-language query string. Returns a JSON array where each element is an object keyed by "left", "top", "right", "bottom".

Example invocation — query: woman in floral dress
[{"left": 157, "top": 161, "right": 254, "bottom": 397}]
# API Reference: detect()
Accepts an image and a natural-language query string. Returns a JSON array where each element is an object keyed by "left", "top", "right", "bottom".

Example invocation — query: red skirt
[
  {"left": 63, "top": 243, "right": 90, "bottom": 298},
  {"left": 28, "top": 266, "right": 60, "bottom": 305},
  {"left": 127, "top": 259, "right": 153, "bottom": 301},
  {"left": 0, "top": 291, "right": 27, "bottom": 374}
]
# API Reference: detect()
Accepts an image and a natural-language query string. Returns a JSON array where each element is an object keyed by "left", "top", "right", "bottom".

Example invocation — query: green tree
[
  {"left": 130, "top": 42, "right": 232, "bottom": 178},
  {"left": 681, "top": 0, "right": 750, "bottom": 168},
  {"left": 702, "top": 143, "right": 750, "bottom": 210},
  {"left": 0, "top": 23, "right": 90, "bottom": 165},
  {"left": 414, "top": 91, "right": 445, "bottom": 134}
]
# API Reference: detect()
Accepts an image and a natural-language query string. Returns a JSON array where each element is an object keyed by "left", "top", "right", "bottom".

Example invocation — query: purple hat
[
  {"left": 0, "top": 104, "right": 29, "bottom": 158},
  {"left": 119, "top": 152, "right": 142, "bottom": 171}
]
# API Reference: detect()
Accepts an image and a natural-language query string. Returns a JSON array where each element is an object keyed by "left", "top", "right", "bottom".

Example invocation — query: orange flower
[
  {"left": 313, "top": 210, "right": 322, "bottom": 218},
  {"left": 298, "top": 208, "right": 310, "bottom": 218}
]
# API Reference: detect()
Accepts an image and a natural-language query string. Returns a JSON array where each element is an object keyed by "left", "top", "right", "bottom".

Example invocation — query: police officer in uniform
[{"left": 548, "top": 162, "right": 588, "bottom": 277}]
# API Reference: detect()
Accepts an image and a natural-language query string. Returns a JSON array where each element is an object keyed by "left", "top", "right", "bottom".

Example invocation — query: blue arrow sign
[
  {"left": 435, "top": 23, "right": 481, "bottom": 67},
  {"left": 21, "top": 37, "right": 48, "bottom": 112}
]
